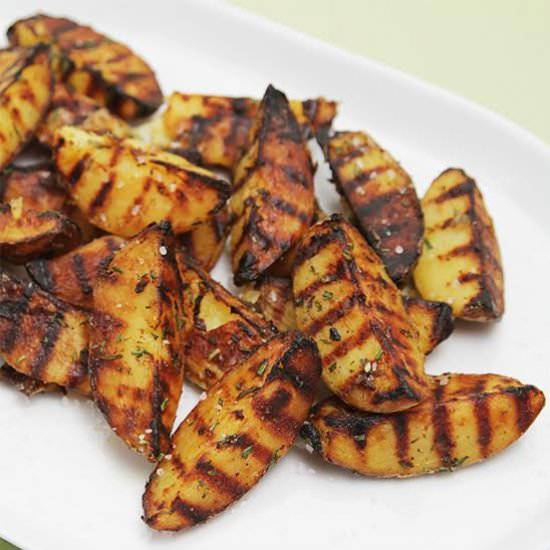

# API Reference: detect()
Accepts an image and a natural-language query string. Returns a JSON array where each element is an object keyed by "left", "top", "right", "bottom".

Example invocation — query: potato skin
[
  {"left": 293, "top": 216, "right": 429, "bottom": 413},
  {"left": 302, "top": 373, "right": 545, "bottom": 477},
  {"left": 403, "top": 296, "right": 453, "bottom": 355},
  {"left": 230, "top": 85, "right": 315, "bottom": 285},
  {"left": 142, "top": 331, "right": 321, "bottom": 531},
  {"left": 0, "top": 202, "right": 81, "bottom": 264},
  {"left": 413, "top": 168, "right": 504, "bottom": 321},
  {"left": 7, "top": 14, "right": 163, "bottom": 120},
  {"left": 0, "top": 271, "right": 89, "bottom": 388},
  {"left": 0, "top": 45, "right": 54, "bottom": 170},
  {"left": 178, "top": 255, "right": 276, "bottom": 390},
  {"left": 53, "top": 126, "right": 230, "bottom": 238},
  {"left": 324, "top": 131, "right": 423, "bottom": 285},
  {"left": 90, "top": 222, "right": 184, "bottom": 461},
  {"left": 26, "top": 235, "right": 125, "bottom": 308},
  {"left": 161, "top": 92, "right": 337, "bottom": 169}
]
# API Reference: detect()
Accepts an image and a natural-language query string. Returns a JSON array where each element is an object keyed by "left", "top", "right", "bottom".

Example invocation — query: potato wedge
[
  {"left": 27, "top": 235, "right": 125, "bottom": 308},
  {"left": 0, "top": 202, "right": 81, "bottom": 263},
  {"left": 0, "top": 45, "right": 54, "bottom": 170},
  {"left": 178, "top": 204, "right": 231, "bottom": 271},
  {"left": 0, "top": 363, "right": 61, "bottom": 396},
  {"left": 230, "top": 85, "right": 315, "bottom": 284},
  {"left": 0, "top": 271, "right": 89, "bottom": 387},
  {"left": 241, "top": 277, "right": 296, "bottom": 332},
  {"left": 37, "top": 83, "right": 129, "bottom": 147},
  {"left": 324, "top": 131, "right": 423, "bottom": 284},
  {"left": 54, "top": 126, "right": 230, "bottom": 238},
  {"left": 8, "top": 15, "right": 163, "bottom": 120},
  {"left": 90, "top": 222, "right": 184, "bottom": 461},
  {"left": 142, "top": 330, "right": 321, "bottom": 531},
  {"left": 302, "top": 373, "right": 545, "bottom": 477},
  {"left": 293, "top": 216, "right": 429, "bottom": 413},
  {"left": 160, "top": 92, "right": 337, "bottom": 169},
  {"left": 178, "top": 256, "right": 276, "bottom": 390},
  {"left": 413, "top": 168, "right": 504, "bottom": 321},
  {"left": 403, "top": 296, "right": 453, "bottom": 355}
]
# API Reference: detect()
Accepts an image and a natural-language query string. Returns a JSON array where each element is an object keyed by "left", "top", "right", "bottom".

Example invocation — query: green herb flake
[
  {"left": 328, "top": 362, "right": 337, "bottom": 373},
  {"left": 353, "top": 434, "right": 366, "bottom": 442},
  {"left": 101, "top": 353, "right": 123, "bottom": 361},
  {"left": 111, "top": 265, "right": 123, "bottom": 274},
  {"left": 175, "top": 315, "right": 185, "bottom": 330},
  {"left": 424, "top": 237, "right": 433, "bottom": 250},
  {"left": 160, "top": 397, "right": 169, "bottom": 411},
  {"left": 156, "top": 452, "right": 165, "bottom": 462},
  {"left": 241, "top": 445, "right": 253, "bottom": 459},
  {"left": 256, "top": 360, "right": 268, "bottom": 376},
  {"left": 15, "top": 354, "right": 26, "bottom": 365},
  {"left": 131, "top": 346, "right": 149, "bottom": 358},
  {"left": 322, "top": 290, "right": 333, "bottom": 300},
  {"left": 374, "top": 348, "right": 384, "bottom": 361}
]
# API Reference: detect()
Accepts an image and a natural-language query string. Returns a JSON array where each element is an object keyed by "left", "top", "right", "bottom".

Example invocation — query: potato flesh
[
  {"left": 293, "top": 217, "right": 429, "bottom": 413},
  {"left": 304, "top": 373, "right": 545, "bottom": 477},
  {"left": 142, "top": 331, "right": 321, "bottom": 531},
  {"left": 53, "top": 126, "right": 230, "bottom": 237},
  {"left": 413, "top": 168, "right": 504, "bottom": 321}
]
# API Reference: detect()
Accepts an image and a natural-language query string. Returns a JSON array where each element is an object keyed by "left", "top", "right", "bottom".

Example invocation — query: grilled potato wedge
[
  {"left": 54, "top": 126, "right": 230, "bottom": 238},
  {"left": 7, "top": 14, "right": 163, "bottom": 120},
  {"left": 302, "top": 373, "right": 545, "bottom": 477},
  {"left": 324, "top": 131, "right": 423, "bottom": 284},
  {"left": 403, "top": 296, "right": 453, "bottom": 355},
  {"left": 413, "top": 168, "right": 504, "bottom": 321},
  {"left": 178, "top": 204, "right": 231, "bottom": 271},
  {"left": 90, "top": 222, "right": 184, "bottom": 461},
  {"left": 142, "top": 330, "right": 321, "bottom": 531},
  {"left": 27, "top": 235, "right": 125, "bottom": 308},
  {"left": 0, "top": 271, "right": 89, "bottom": 388},
  {"left": 0, "top": 45, "right": 54, "bottom": 170},
  {"left": 0, "top": 363, "right": 61, "bottom": 396},
  {"left": 160, "top": 92, "right": 337, "bottom": 169},
  {"left": 293, "top": 216, "right": 429, "bottom": 413},
  {"left": 0, "top": 202, "right": 81, "bottom": 263},
  {"left": 37, "top": 83, "right": 129, "bottom": 147},
  {"left": 241, "top": 277, "right": 296, "bottom": 332},
  {"left": 230, "top": 85, "right": 315, "bottom": 284},
  {"left": 178, "top": 256, "right": 276, "bottom": 390}
]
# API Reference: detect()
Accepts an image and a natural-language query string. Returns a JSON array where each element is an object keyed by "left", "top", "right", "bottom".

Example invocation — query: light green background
[
  {"left": 0, "top": 2, "right": 547, "bottom": 549},
  {"left": 231, "top": 0, "right": 550, "bottom": 145}
]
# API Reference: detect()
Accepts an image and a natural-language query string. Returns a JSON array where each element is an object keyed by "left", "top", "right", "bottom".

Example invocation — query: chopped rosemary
[
  {"left": 241, "top": 445, "right": 253, "bottom": 459},
  {"left": 256, "top": 360, "right": 268, "bottom": 376}
]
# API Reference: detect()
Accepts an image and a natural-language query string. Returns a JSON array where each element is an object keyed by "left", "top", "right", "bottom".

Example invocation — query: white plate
[{"left": 1, "top": 1, "right": 550, "bottom": 549}]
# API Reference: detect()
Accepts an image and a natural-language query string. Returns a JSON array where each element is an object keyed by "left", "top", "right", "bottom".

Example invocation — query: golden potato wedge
[
  {"left": 27, "top": 235, "right": 125, "bottom": 308},
  {"left": 413, "top": 168, "right": 504, "bottom": 321},
  {"left": 37, "top": 83, "right": 129, "bottom": 147},
  {"left": 160, "top": 92, "right": 337, "bottom": 169},
  {"left": 293, "top": 216, "right": 429, "bottom": 413},
  {"left": 230, "top": 85, "right": 315, "bottom": 284},
  {"left": 178, "top": 255, "right": 276, "bottom": 390},
  {"left": 302, "top": 373, "right": 545, "bottom": 477},
  {"left": 142, "top": 330, "right": 321, "bottom": 531},
  {"left": 0, "top": 202, "right": 81, "bottom": 264},
  {"left": 324, "top": 131, "right": 423, "bottom": 284},
  {"left": 8, "top": 15, "right": 163, "bottom": 120},
  {"left": 178, "top": 204, "right": 231, "bottom": 271},
  {"left": 54, "top": 126, "right": 230, "bottom": 238},
  {"left": 403, "top": 296, "right": 453, "bottom": 355},
  {"left": 90, "top": 222, "right": 184, "bottom": 461},
  {"left": 241, "top": 277, "right": 296, "bottom": 332},
  {"left": 0, "top": 271, "right": 89, "bottom": 388},
  {"left": 0, "top": 363, "right": 61, "bottom": 396},
  {"left": 0, "top": 45, "right": 54, "bottom": 170}
]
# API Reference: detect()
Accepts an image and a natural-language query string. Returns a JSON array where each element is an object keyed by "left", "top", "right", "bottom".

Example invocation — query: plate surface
[{"left": 1, "top": 1, "right": 549, "bottom": 549}]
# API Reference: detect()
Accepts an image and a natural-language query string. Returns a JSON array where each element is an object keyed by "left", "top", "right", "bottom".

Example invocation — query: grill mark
[
  {"left": 0, "top": 298, "right": 28, "bottom": 353},
  {"left": 293, "top": 226, "right": 345, "bottom": 270},
  {"left": 267, "top": 194, "right": 311, "bottom": 224},
  {"left": 66, "top": 155, "right": 88, "bottom": 186},
  {"left": 434, "top": 179, "right": 475, "bottom": 203},
  {"left": 29, "top": 317, "right": 62, "bottom": 380},
  {"left": 322, "top": 317, "right": 372, "bottom": 365},
  {"left": 26, "top": 259, "right": 54, "bottom": 291},
  {"left": 432, "top": 384, "right": 453, "bottom": 467},
  {"left": 330, "top": 147, "right": 366, "bottom": 168},
  {"left": 474, "top": 392, "right": 492, "bottom": 456},
  {"left": 106, "top": 236, "right": 123, "bottom": 253},
  {"left": 504, "top": 386, "right": 533, "bottom": 433},
  {"left": 392, "top": 414, "right": 411, "bottom": 468},
  {"left": 71, "top": 253, "right": 92, "bottom": 296},
  {"left": 196, "top": 457, "right": 248, "bottom": 499},
  {"left": 458, "top": 272, "right": 481, "bottom": 283},
  {"left": 88, "top": 179, "right": 113, "bottom": 213},
  {"left": 171, "top": 498, "right": 209, "bottom": 525},
  {"left": 352, "top": 193, "right": 395, "bottom": 221},
  {"left": 281, "top": 165, "right": 312, "bottom": 188}
]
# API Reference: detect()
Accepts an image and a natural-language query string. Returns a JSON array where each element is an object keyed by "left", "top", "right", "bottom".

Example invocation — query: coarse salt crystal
[
  {"left": 131, "top": 204, "right": 141, "bottom": 216},
  {"left": 157, "top": 468, "right": 164, "bottom": 476},
  {"left": 145, "top": 428, "right": 153, "bottom": 434},
  {"left": 356, "top": 187, "right": 366, "bottom": 196},
  {"left": 386, "top": 169, "right": 396, "bottom": 180},
  {"left": 305, "top": 443, "right": 314, "bottom": 454},
  {"left": 395, "top": 245, "right": 404, "bottom": 254},
  {"left": 159, "top": 246, "right": 168, "bottom": 256},
  {"left": 99, "top": 213, "right": 107, "bottom": 223},
  {"left": 199, "top": 392, "right": 207, "bottom": 401},
  {"left": 169, "top": 183, "right": 177, "bottom": 192}
]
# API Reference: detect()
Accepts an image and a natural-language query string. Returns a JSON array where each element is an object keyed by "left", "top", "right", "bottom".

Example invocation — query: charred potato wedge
[
  {"left": 54, "top": 126, "right": 230, "bottom": 238},
  {"left": 8, "top": 14, "right": 163, "bottom": 120},
  {"left": 160, "top": 92, "right": 337, "bottom": 169},
  {"left": 178, "top": 256, "right": 276, "bottom": 390},
  {"left": 403, "top": 296, "right": 453, "bottom": 355},
  {"left": 413, "top": 168, "right": 504, "bottom": 321},
  {"left": 302, "top": 373, "right": 545, "bottom": 477},
  {"left": 0, "top": 202, "right": 81, "bottom": 263},
  {"left": 230, "top": 85, "right": 315, "bottom": 284},
  {"left": 90, "top": 222, "right": 184, "bottom": 461},
  {"left": 37, "top": 83, "right": 129, "bottom": 147},
  {"left": 0, "top": 363, "right": 61, "bottom": 396},
  {"left": 293, "top": 216, "right": 429, "bottom": 413},
  {"left": 27, "top": 235, "right": 125, "bottom": 308},
  {"left": 0, "top": 271, "right": 88, "bottom": 387},
  {"left": 324, "top": 131, "right": 423, "bottom": 285},
  {"left": 0, "top": 45, "right": 54, "bottom": 170},
  {"left": 178, "top": 204, "right": 231, "bottom": 272},
  {"left": 142, "top": 331, "right": 321, "bottom": 531}
]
